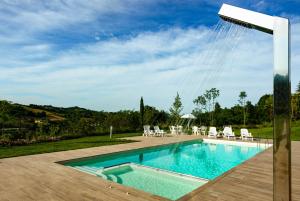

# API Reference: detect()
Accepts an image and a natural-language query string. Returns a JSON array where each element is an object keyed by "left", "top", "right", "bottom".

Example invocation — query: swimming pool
[{"left": 64, "top": 139, "right": 269, "bottom": 200}]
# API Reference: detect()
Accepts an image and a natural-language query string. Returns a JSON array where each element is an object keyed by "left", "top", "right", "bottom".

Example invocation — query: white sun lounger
[
  {"left": 200, "top": 126, "right": 207, "bottom": 135},
  {"left": 223, "top": 126, "right": 235, "bottom": 139},
  {"left": 192, "top": 126, "right": 200, "bottom": 135},
  {"left": 241, "top": 128, "right": 254, "bottom": 141},
  {"left": 169, "top": 126, "right": 177, "bottom": 135},
  {"left": 208, "top": 127, "right": 218, "bottom": 138},
  {"left": 154, "top": 126, "right": 165, "bottom": 137},
  {"left": 177, "top": 125, "right": 183, "bottom": 135},
  {"left": 143, "top": 125, "right": 154, "bottom": 137}
]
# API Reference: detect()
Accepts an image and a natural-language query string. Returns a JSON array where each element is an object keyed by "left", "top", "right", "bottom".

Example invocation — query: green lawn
[
  {"left": 0, "top": 133, "right": 140, "bottom": 159},
  {"left": 249, "top": 122, "right": 300, "bottom": 141}
]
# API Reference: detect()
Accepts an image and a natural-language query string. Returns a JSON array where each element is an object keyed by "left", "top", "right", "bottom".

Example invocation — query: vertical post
[
  {"left": 110, "top": 126, "right": 113, "bottom": 139},
  {"left": 273, "top": 17, "right": 291, "bottom": 201}
]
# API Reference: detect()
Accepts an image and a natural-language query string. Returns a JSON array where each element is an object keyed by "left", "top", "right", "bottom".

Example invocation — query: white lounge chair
[
  {"left": 241, "top": 128, "right": 254, "bottom": 141},
  {"left": 192, "top": 126, "right": 200, "bottom": 135},
  {"left": 177, "top": 125, "right": 183, "bottom": 135},
  {"left": 169, "top": 126, "right": 177, "bottom": 135},
  {"left": 223, "top": 126, "right": 235, "bottom": 139},
  {"left": 143, "top": 125, "right": 154, "bottom": 137},
  {"left": 208, "top": 127, "right": 218, "bottom": 138},
  {"left": 154, "top": 126, "right": 165, "bottom": 137},
  {"left": 200, "top": 126, "right": 207, "bottom": 135}
]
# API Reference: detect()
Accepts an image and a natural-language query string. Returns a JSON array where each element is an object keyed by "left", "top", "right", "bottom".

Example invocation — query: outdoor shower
[{"left": 218, "top": 4, "right": 291, "bottom": 201}]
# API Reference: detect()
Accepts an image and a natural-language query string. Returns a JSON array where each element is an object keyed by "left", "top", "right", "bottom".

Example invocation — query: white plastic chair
[
  {"left": 192, "top": 126, "right": 200, "bottom": 135},
  {"left": 169, "top": 126, "right": 177, "bottom": 135},
  {"left": 154, "top": 126, "right": 165, "bottom": 137},
  {"left": 200, "top": 126, "right": 207, "bottom": 135},
  {"left": 223, "top": 126, "right": 235, "bottom": 139},
  {"left": 143, "top": 125, "right": 154, "bottom": 137},
  {"left": 177, "top": 125, "right": 183, "bottom": 135},
  {"left": 241, "top": 128, "right": 254, "bottom": 141},
  {"left": 222, "top": 126, "right": 235, "bottom": 139},
  {"left": 208, "top": 127, "right": 218, "bottom": 138}
]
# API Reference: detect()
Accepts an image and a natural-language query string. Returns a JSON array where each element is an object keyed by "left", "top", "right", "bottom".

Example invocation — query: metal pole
[
  {"left": 110, "top": 126, "right": 113, "bottom": 139},
  {"left": 273, "top": 17, "right": 291, "bottom": 201}
]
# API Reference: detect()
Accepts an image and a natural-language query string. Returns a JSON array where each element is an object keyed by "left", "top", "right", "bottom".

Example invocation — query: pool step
[
  {"left": 73, "top": 162, "right": 209, "bottom": 183},
  {"left": 74, "top": 166, "right": 99, "bottom": 174},
  {"left": 73, "top": 165, "right": 110, "bottom": 179},
  {"left": 103, "top": 162, "right": 209, "bottom": 183}
]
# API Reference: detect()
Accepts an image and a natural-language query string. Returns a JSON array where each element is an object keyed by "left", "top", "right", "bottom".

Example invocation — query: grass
[
  {"left": 0, "top": 133, "right": 140, "bottom": 159},
  {"left": 248, "top": 121, "right": 300, "bottom": 141},
  {"left": 249, "top": 126, "right": 300, "bottom": 141}
]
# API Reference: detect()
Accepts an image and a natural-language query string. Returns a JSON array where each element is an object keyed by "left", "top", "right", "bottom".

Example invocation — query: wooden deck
[{"left": 0, "top": 136, "right": 299, "bottom": 201}]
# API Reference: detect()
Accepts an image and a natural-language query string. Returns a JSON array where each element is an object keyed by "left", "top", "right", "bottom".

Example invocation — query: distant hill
[
  {"left": 27, "top": 104, "right": 102, "bottom": 118},
  {"left": 0, "top": 100, "right": 142, "bottom": 145},
  {"left": 23, "top": 106, "right": 65, "bottom": 121},
  {"left": 0, "top": 100, "right": 109, "bottom": 127}
]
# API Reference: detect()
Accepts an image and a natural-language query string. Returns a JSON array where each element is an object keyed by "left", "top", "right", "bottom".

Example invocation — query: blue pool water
[
  {"left": 65, "top": 139, "right": 265, "bottom": 180},
  {"left": 100, "top": 164, "right": 207, "bottom": 200}
]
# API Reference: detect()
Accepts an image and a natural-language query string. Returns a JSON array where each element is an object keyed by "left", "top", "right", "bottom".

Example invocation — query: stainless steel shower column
[
  {"left": 218, "top": 4, "right": 291, "bottom": 201},
  {"left": 273, "top": 17, "right": 291, "bottom": 201}
]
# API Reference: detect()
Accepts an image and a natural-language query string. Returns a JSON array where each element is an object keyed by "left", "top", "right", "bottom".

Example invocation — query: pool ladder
[{"left": 256, "top": 132, "right": 271, "bottom": 149}]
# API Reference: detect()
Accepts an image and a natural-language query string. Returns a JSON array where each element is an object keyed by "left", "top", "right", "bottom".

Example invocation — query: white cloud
[{"left": 0, "top": 0, "right": 145, "bottom": 32}]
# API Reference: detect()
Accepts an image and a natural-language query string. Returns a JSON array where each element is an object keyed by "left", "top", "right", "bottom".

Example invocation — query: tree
[
  {"left": 214, "top": 102, "right": 222, "bottom": 126},
  {"left": 292, "top": 93, "right": 300, "bottom": 120},
  {"left": 193, "top": 95, "right": 207, "bottom": 113},
  {"left": 238, "top": 91, "right": 247, "bottom": 126},
  {"left": 143, "top": 106, "right": 167, "bottom": 125},
  {"left": 257, "top": 94, "right": 273, "bottom": 122},
  {"left": 140, "top": 97, "right": 144, "bottom": 128},
  {"left": 297, "top": 81, "right": 300, "bottom": 93},
  {"left": 245, "top": 101, "right": 257, "bottom": 124},
  {"left": 204, "top": 88, "right": 220, "bottom": 125},
  {"left": 193, "top": 95, "right": 207, "bottom": 125},
  {"left": 210, "top": 88, "right": 220, "bottom": 125},
  {"left": 193, "top": 88, "right": 219, "bottom": 126},
  {"left": 169, "top": 92, "right": 183, "bottom": 124},
  {"left": 297, "top": 94, "right": 300, "bottom": 120}
]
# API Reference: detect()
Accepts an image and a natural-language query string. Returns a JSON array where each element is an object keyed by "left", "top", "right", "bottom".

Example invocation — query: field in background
[
  {"left": 249, "top": 121, "right": 300, "bottom": 141},
  {"left": 24, "top": 106, "right": 65, "bottom": 121}
]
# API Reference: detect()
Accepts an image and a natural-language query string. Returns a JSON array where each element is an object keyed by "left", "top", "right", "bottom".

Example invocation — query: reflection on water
[{"left": 139, "top": 153, "right": 144, "bottom": 162}]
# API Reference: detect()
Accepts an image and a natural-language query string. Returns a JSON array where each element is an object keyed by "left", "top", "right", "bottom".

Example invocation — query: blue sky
[{"left": 0, "top": 0, "right": 300, "bottom": 112}]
